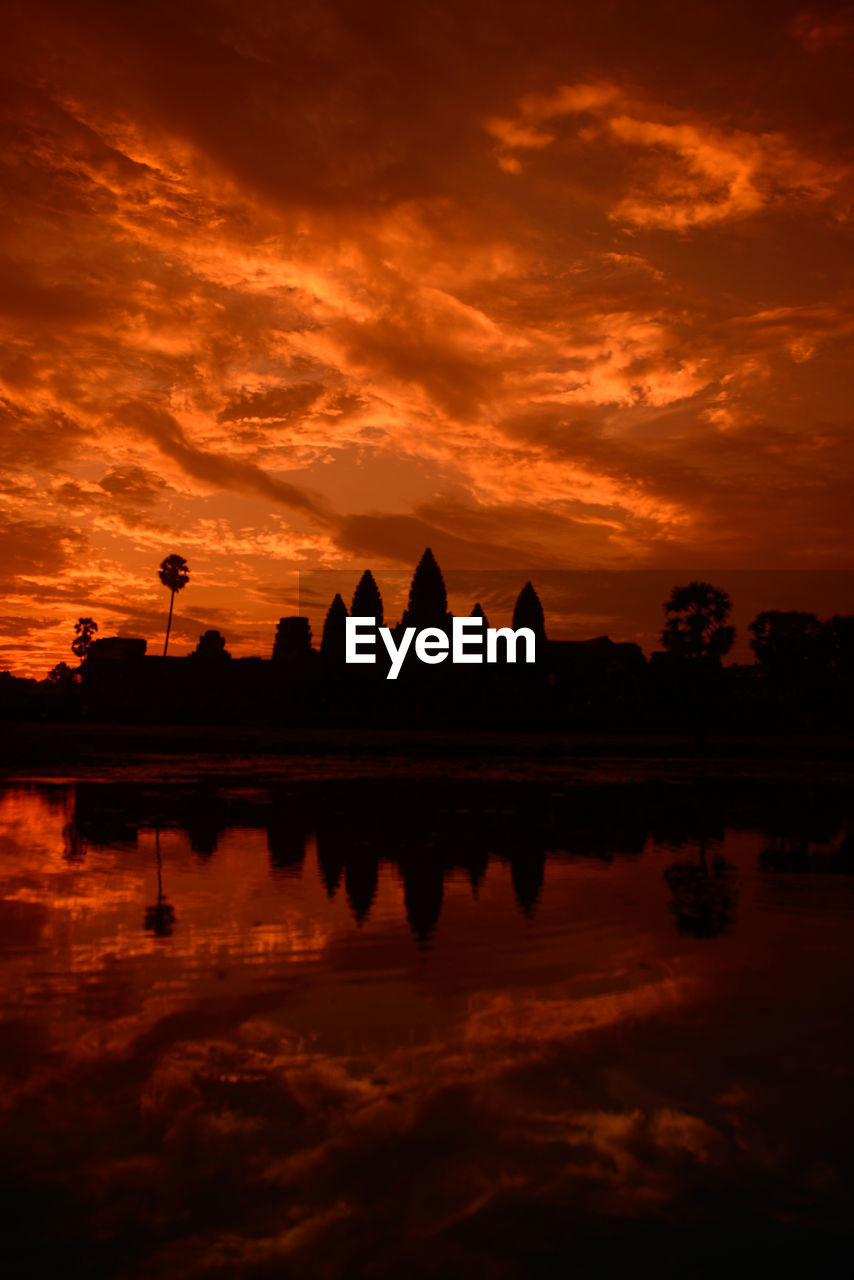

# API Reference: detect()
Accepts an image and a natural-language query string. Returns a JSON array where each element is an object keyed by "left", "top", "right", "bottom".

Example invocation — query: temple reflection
[
  {"left": 345, "top": 852, "right": 379, "bottom": 925},
  {"left": 42, "top": 777, "right": 854, "bottom": 948}
]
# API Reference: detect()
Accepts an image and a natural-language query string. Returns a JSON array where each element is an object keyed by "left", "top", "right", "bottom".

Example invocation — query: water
[{"left": 1, "top": 776, "right": 853, "bottom": 1277}]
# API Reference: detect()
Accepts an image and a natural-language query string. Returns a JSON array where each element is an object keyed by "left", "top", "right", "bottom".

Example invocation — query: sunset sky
[{"left": 2, "top": 0, "right": 853, "bottom": 674}]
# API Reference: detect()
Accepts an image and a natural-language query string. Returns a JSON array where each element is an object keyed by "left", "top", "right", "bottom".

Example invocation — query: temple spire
[
  {"left": 401, "top": 547, "right": 451, "bottom": 630},
  {"left": 320, "top": 593, "right": 348, "bottom": 661},
  {"left": 512, "top": 581, "right": 547, "bottom": 644},
  {"left": 351, "top": 570, "right": 383, "bottom": 626}
]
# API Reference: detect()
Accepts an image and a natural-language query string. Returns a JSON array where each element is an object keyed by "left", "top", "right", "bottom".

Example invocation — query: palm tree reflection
[{"left": 144, "top": 827, "right": 176, "bottom": 937}]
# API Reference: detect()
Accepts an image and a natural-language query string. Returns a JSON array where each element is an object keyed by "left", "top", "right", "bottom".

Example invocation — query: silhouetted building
[
  {"left": 191, "top": 629, "right": 230, "bottom": 660},
  {"left": 320, "top": 594, "right": 348, "bottom": 663},
  {"left": 512, "top": 582, "right": 547, "bottom": 646},
  {"left": 351, "top": 570, "right": 384, "bottom": 625},
  {"left": 400, "top": 547, "right": 453, "bottom": 632},
  {"left": 272, "top": 616, "right": 313, "bottom": 664},
  {"left": 82, "top": 636, "right": 148, "bottom": 719},
  {"left": 88, "top": 636, "right": 147, "bottom": 662}
]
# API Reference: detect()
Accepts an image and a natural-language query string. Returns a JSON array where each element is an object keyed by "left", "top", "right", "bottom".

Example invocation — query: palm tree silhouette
[{"left": 158, "top": 554, "right": 190, "bottom": 657}]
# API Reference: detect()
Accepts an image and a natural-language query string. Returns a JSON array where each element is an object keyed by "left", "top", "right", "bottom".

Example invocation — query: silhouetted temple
[
  {"left": 3, "top": 546, "right": 853, "bottom": 732},
  {"left": 399, "top": 547, "right": 453, "bottom": 633},
  {"left": 65, "top": 546, "right": 649, "bottom": 726}
]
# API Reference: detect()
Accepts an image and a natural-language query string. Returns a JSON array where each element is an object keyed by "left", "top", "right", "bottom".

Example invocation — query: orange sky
[{"left": 2, "top": 0, "right": 853, "bottom": 674}]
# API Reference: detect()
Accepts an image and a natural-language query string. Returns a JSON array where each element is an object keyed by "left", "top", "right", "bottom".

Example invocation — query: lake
[{"left": 1, "top": 773, "right": 853, "bottom": 1277}]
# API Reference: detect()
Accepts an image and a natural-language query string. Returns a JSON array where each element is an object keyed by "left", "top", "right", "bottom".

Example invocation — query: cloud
[
  {"left": 607, "top": 115, "right": 842, "bottom": 229},
  {"left": 115, "top": 400, "right": 333, "bottom": 522},
  {"left": 0, "top": 513, "right": 86, "bottom": 589},
  {"left": 488, "top": 79, "right": 848, "bottom": 229},
  {"left": 217, "top": 382, "right": 327, "bottom": 426},
  {"left": 97, "top": 466, "right": 168, "bottom": 506},
  {"left": 1, "top": 0, "right": 853, "bottom": 673},
  {"left": 0, "top": 398, "right": 88, "bottom": 472},
  {"left": 334, "top": 510, "right": 553, "bottom": 570}
]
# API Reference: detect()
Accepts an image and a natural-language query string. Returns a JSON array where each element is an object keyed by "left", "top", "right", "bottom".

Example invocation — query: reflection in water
[
  {"left": 143, "top": 828, "right": 176, "bottom": 937},
  {"left": 346, "top": 849, "right": 379, "bottom": 925},
  {"left": 509, "top": 846, "right": 546, "bottom": 919},
  {"left": 760, "top": 828, "right": 854, "bottom": 874},
  {"left": 664, "top": 834, "right": 739, "bottom": 940},
  {"left": 663, "top": 855, "right": 738, "bottom": 938},
  {"left": 0, "top": 777, "right": 853, "bottom": 1278}
]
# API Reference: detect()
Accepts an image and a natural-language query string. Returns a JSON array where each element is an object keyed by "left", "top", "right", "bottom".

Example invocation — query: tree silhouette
[
  {"left": 749, "top": 610, "right": 824, "bottom": 675},
  {"left": 158, "top": 554, "right": 190, "bottom": 657},
  {"left": 401, "top": 547, "right": 451, "bottom": 630},
  {"left": 351, "top": 570, "right": 383, "bottom": 625},
  {"left": 71, "top": 616, "right": 98, "bottom": 661},
  {"left": 661, "top": 581, "right": 734, "bottom": 663},
  {"left": 47, "top": 661, "right": 76, "bottom": 689},
  {"left": 512, "top": 582, "right": 547, "bottom": 644},
  {"left": 470, "top": 602, "right": 489, "bottom": 629},
  {"left": 824, "top": 614, "right": 854, "bottom": 679}
]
